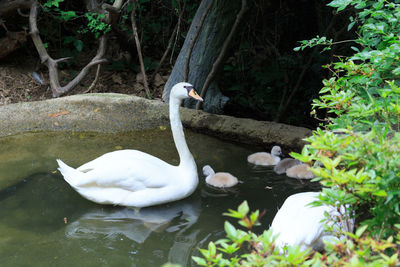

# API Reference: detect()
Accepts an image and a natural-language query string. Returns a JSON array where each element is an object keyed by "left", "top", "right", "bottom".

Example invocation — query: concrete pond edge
[{"left": 0, "top": 93, "right": 312, "bottom": 151}]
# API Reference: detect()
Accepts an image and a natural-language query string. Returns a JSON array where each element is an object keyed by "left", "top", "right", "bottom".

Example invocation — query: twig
[
  {"left": 273, "top": 13, "right": 338, "bottom": 122},
  {"left": 196, "top": 0, "right": 247, "bottom": 110},
  {"left": 84, "top": 64, "right": 102, "bottom": 93},
  {"left": 150, "top": 20, "right": 178, "bottom": 85},
  {"left": 151, "top": 0, "right": 186, "bottom": 85},
  {"left": 169, "top": 0, "right": 183, "bottom": 64},
  {"left": 130, "top": 0, "right": 151, "bottom": 99},
  {"left": 184, "top": 0, "right": 214, "bottom": 82}
]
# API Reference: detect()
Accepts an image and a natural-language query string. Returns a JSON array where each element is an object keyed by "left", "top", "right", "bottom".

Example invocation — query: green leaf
[
  {"left": 250, "top": 210, "right": 259, "bottom": 224},
  {"left": 327, "top": 0, "right": 353, "bottom": 11},
  {"left": 355, "top": 225, "right": 368, "bottom": 238},
  {"left": 60, "top": 11, "right": 77, "bottom": 21},
  {"left": 224, "top": 221, "right": 237, "bottom": 238},
  {"left": 238, "top": 201, "right": 249, "bottom": 216},
  {"left": 373, "top": 190, "right": 387, "bottom": 197},
  {"left": 208, "top": 242, "right": 216, "bottom": 256},
  {"left": 348, "top": 21, "right": 356, "bottom": 31},
  {"left": 191, "top": 256, "right": 207, "bottom": 266}
]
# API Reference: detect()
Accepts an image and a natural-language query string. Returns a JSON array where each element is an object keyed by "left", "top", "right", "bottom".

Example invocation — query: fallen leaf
[
  {"left": 153, "top": 73, "right": 165, "bottom": 87},
  {"left": 48, "top": 111, "right": 70, "bottom": 118},
  {"left": 159, "top": 126, "right": 167, "bottom": 130},
  {"left": 93, "top": 108, "right": 101, "bottom": 112},
  {"left": 112, "top": 73, "right": 123, "bottom": 84},
  {"left": 115, "top": 145, "right": 123, "bottom": 150}
]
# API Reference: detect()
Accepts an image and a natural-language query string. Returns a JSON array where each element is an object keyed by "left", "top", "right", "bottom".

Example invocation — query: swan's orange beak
[{"left": 189, "top": 89, "right": 203, "bottom": 102}]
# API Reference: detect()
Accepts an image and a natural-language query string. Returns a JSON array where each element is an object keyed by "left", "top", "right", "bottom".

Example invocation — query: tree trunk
[{"left": 163, "top": 0, "right": 240, "bottom": 114}]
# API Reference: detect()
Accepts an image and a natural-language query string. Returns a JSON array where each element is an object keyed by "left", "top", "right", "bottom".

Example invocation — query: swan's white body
[
  {"left": 57, "top": 82, "right": 203, "bottom": 208},
  {"left": 286, "top": 164, "right": 315, "bottom": 179},
  {"left": 202, "top": 165, "right": 238, "bottom": 188},
  {"left": 273, "top": 158, "right": 301, "bottom": 175},
  {"left": 270, "top": 192, "right": 354, "bottom": 252},
  {"left": 247, "top": 145, "right": 283, "bottom": 166}
]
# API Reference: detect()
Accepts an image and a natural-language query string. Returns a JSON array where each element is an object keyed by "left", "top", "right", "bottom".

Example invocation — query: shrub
[
  {"left": 192, "top": 0, "right": 400, "bottom": 265},
  {"left": 293, "top": 0, "right": 400, "bottom": 238}
]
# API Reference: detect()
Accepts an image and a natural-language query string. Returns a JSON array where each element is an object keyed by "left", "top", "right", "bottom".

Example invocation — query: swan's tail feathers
[
  {"left": 202, "top": 165, "right": 215, "bottom": 177},
  {"left": 56, "top": 159, "right": 81, "bottom": 186}
]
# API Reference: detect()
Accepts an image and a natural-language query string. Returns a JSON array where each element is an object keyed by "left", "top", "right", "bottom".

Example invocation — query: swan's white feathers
[
  {"left": 73, "top": 150, "right": 173, "bottom": 190},
  {"left": 271, "top": 192, "right": 327, "bottom": 250},
  {"left": 57, "top": 82, "right": 201, "bottom": 208},
  {"left": 270, "top": 192, "right": 353, "bottom": 252}
]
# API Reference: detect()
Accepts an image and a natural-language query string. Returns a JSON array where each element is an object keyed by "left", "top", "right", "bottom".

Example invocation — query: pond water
[{"left": 0, "top": 129, "right": 320, "bottom": 266}]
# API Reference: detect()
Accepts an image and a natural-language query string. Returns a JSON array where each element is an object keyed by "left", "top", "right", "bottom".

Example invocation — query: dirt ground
[{"left": 0, "top": 52, "right": 167, "bottom": 106}]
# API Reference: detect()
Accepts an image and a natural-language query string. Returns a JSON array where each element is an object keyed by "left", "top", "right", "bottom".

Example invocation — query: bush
[
  {"left": 192, "top": 0, "right": 400, "bottom": 265},
  {"left": 293, "top": 0, "right": 400, "bottom": 238}
]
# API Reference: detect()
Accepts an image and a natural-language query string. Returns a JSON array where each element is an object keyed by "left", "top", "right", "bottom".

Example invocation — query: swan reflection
[{"left": 65, "top": 196, "right": 201, "bottom": 244}]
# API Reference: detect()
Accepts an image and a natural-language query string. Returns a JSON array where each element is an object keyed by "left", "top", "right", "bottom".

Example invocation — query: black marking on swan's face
[{"left": 183, "top": 85, "right": 194, "bottom": 94}]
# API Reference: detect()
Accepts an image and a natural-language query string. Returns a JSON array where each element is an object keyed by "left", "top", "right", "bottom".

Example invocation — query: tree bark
[{"left": 163, "top": 0, "right": 241, "bottom": 114}]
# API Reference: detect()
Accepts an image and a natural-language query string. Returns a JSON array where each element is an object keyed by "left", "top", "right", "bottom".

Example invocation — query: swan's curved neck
[{"left": 169, "top": 96, "right": 194, "bottom": 167}]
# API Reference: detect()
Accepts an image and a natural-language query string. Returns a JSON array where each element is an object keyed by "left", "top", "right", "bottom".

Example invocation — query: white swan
[
  {"left": 56, "top": 82, "right": 203, "bottom": 208},
  {"left": 202, "top": 165, "right": 239, "bottom": 188},
  {"left": 270, "top": 192, "right": 354, "bottom": 252},
  {"left": 273, "top": 158, "right": 301, "bottom": 175},
  {"left": 286, "top": 164, "right": 315, "bottom": 179},
  {"left": 247, "top": 146, "right": 283, "bottom": 166}
]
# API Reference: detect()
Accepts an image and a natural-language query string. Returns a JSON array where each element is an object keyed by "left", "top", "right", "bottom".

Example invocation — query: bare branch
[
  {"left": 150, "top": 22, "right": 178, "bottom": 85},
  {"left": 130, "top": 0, "right": 152, "bottom": 99},
  {"left": 196, "top": 0, "right": 247, "bottom": 110},
  {"left": 29, "top": 1, "right": 107, "bottom": 97},
  {"left": 17, "top": 7, "right": 30, "bottom": 17}
]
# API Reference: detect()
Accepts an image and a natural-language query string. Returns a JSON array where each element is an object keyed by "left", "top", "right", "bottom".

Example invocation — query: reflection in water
[{"left": 66, "top": 195, "right": 201, "bottom": 264}]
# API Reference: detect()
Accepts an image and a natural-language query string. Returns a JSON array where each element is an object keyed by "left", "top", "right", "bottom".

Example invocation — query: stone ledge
[{"left": 0, "top": 93, "right": 312, "bottom": 151}]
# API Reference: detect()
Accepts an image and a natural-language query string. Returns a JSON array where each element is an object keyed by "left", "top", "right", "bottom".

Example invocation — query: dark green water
[{"left": 0, "top": 129, "right": 320, "bottom": 266}]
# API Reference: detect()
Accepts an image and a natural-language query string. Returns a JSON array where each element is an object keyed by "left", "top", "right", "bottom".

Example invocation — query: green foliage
[
  {"left": 43, "top": 0, "right": 64, "bottom": 8},
  {"left": 81, "top": 13, "right": 111, "bottom": 38},
  {"left": 294, "top": 36, "right": 334, "bottom": 53},
  {"left": 192, "top": 0, "right": 400, "bottom": 265},
  {"left": 192, "top": 202, "right": 400, "bottom": 266},
  {"left": 292, "top": 0, "right": 400, "bottom": 239},
  {"left": 43, "top": 0, "right": 78, "bottom": 21}
]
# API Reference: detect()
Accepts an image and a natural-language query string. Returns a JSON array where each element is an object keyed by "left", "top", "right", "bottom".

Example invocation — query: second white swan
[{"left": 57, "top": 82, "right": 203, "bottom": 208}]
